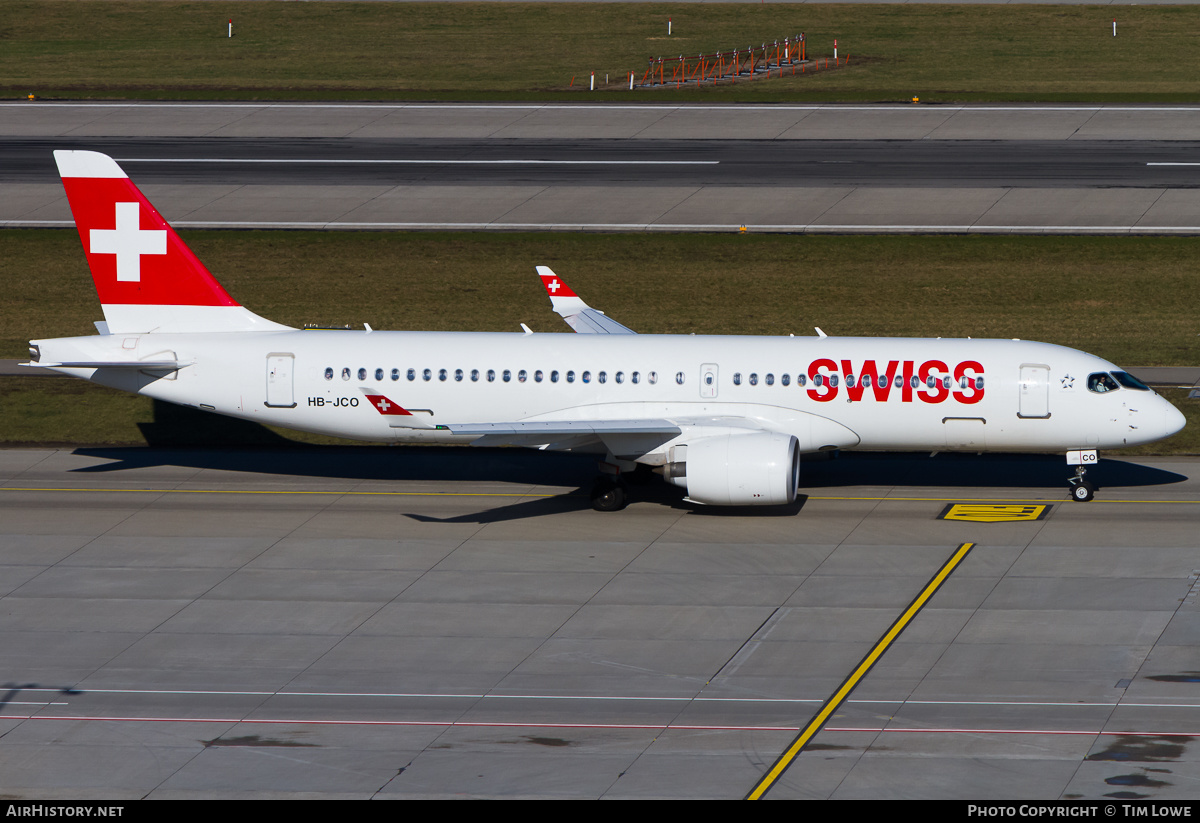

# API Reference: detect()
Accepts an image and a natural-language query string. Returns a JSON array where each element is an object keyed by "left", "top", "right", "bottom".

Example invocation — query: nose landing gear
[{"left": 1067, "top": 464, "right": 1095, "bottom": 502}]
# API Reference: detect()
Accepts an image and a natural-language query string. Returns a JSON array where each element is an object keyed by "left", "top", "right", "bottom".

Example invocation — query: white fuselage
[{"left": 33, "top": 329, "right": 1186, "bottom": 459}]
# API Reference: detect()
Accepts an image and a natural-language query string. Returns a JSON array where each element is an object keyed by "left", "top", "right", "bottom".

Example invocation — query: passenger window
[
  {"left": 471, "top": 369, "right": 480, "bottom": 382},
  {"left": 766, "top": 373, "right": 774, "bottom": 386},
  {"left": 375, "top": 368, "right": 383, "bottom": 381},
  {"left": 814, "top": 374, "right": 824, "bottom": 387},
  {"left": 407, "top": 368, "right": 416, "bottom": 381},
  {"left": 598, "top": 371, "right": 607, "bottom": 384},
  {"left": 829, "top": 375, "right": 839, "bottom": 387},
  {"left": 423, "top": 369, "right": 432, "bottom": 382},
  {"left": 975, "top": 376, "right": 984, "bottom": 390},
  {"left": 503, "top": 370, "right": 512, "bottom": 383},
  {"left": 551, "top": 370, "right": 559, "bottom": 383},
  {"left": 1088, "top": 373, "right": 1120, "bottom": 393},
  {"left": 675, "top": 372, "right": 685, "bottom": 385},
  {"left": 324, "top": 367, "right": 334, "bottom": 381},
  {"left": 567, "top": 370, "right": 575, "bottom": 383},
  {"left": 391, "top": 368, "right": 400, "bottom": 381},
  {"left": 439, "top": 369, "right": 447, "bottom": 382},
  {"left": 648, "top": 372, "right": 658, "bottom": 385},
  {"left": 582, "top": 371, "right": 591, "bottom": 383},
  {"left": 749, "top": 373, "right": 758, "bottom": 386},
  {"left": 535, "top": 370, "right": 543, "bottom": 383},
  {"left": 862, "top": 374, "right": 872, "bottom": 388},
  {"left": 781, "top": 373, "right": 790, "bottom": 387},
  {"left": 615, "top": 372, "right": 624, "bottom": 384},
  {"left": 518, "top": 370, "right": 527, "bottom": 383},
  {"left": 797, "top": 374, "right": 807, "bottom": 387},
  {"left": 632, "top": 372, "right": 640, "bottom": 385},
  {"left": 487, "top": 369, "right": 496, "bottom": 382},
  {"left": 455, "top": 369, "right": 464, "bottom": 382},
  {"left": 733, "top": 373, "right": 742, "bottom": 386},
  {"left": 358, "top": 368, "right": 367, "bottom": 381},
  {"left": 342, "top": 367, "right": 351, "bottom": 381},
  {"left": 895, "top": 375, "right": 903, "bottom": 389}
]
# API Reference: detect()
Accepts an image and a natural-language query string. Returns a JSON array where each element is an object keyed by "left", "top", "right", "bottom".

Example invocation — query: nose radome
[{"left": 1158, "top": 398, "right": 1187, "bottom": 440}]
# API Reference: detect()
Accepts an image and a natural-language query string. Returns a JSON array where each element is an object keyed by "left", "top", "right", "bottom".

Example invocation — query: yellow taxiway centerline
[{"left": 745, "top": 541, "right": 976, "bottom": 800}]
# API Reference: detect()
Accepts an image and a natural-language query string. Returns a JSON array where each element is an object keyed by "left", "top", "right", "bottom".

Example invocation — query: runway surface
[
  {"left": 8, "top": 137, "right": 1200, "bottom": 189},
  {"left": 2, "top": 446, "right": 1198, "bottom": 799},
  {"left": 8, "top": 103, "right": 1200, "bottom": 233}
]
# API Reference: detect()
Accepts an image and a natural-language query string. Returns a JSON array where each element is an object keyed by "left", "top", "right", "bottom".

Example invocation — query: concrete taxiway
[
  {"left": 1, "top": 446, "right": 1198, "bottom": 799},
  {"left": 8, "top": 103, "right": 1200, "bottom": 233}
]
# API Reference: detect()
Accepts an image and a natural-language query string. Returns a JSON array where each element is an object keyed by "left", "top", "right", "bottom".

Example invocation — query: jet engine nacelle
[{"left": 663, "top": 431, "right": 800, "bottom": 506}]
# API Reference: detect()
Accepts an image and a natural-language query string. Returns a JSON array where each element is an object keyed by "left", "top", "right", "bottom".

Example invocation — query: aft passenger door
[{"left": 265, "top": 353, "right": 296, "bottom": 408}]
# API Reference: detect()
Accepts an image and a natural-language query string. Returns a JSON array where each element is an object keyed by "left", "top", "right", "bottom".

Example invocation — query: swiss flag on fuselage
[
  {"left": 363, "top": 394, "right": 413, "bottom": 416},
  {"left": 56, "top": 151, "right": 239, "bottom": 308}
]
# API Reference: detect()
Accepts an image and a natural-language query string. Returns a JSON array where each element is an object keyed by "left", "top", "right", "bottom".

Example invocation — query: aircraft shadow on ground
[{"left": 66, "top": 400, "right": 1189, "bottom": 517}]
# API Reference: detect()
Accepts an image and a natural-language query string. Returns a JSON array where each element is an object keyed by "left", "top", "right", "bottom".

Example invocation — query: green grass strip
[{"left": 5, "top": 2, "right": 1200, "bottom": 102}]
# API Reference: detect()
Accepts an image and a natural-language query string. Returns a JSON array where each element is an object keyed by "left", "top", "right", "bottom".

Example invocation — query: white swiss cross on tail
[{"left": 89, "top": 202, "right": 167, "bottom": 282}]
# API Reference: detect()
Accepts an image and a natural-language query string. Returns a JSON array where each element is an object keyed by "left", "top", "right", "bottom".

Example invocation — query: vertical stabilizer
[{"left": 54, "top": 150, "right": 289, "bottom": 334}]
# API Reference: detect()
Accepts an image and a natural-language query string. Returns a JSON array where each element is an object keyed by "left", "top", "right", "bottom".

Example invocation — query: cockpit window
[
  {"left": 1111, "top": 371, "right": 1150, "bottom": 391},
  {"left": 1087, "top": 373, "right": 1120, "bottom": 393}
]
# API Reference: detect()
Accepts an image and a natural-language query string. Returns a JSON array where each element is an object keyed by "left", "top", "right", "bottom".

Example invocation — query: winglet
[
  {"left": 537, "top": 266, "right": 578, "bottom": 299},
  {"left": 535, "top": 266, "right": 636, "bottom": 335}
]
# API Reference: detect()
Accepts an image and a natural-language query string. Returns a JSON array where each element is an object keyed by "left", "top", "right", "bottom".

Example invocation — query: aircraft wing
[
  {"left": 23, "top": 360, "right": 187, "bottom": 371},
  {"left": 446, "top": 419, "right": 680, "bottom": 437},
  {"left": 445, "top": 418, "right": 679, "bottom": 450},
  {"left": 536, "top": 266, "right": 636, "bottom": 335}
]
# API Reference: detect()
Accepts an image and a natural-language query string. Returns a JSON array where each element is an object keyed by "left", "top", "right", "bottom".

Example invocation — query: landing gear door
[
  {"left": 266, "top": 353, "right": 296, "bottom": 408},
  {"left": 700, "top": 363, "right": 719, "bottom": 398},
  {"left": 1018, "top": 364, "right": 1050, "bottom": 419}
]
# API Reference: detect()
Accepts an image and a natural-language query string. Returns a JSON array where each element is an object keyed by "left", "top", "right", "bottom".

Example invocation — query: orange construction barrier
[{"left": 635, "top": 34, "right": 810, "bottom": 89}]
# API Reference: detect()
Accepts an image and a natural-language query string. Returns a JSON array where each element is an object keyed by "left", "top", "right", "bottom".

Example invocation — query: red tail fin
[{"left": 54, "top": 150, "right": 286, "bottom": 334}]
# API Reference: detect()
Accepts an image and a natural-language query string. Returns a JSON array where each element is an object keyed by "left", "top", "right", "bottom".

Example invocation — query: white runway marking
[
  {"left": 3, "top": 712, "right": 1197, "bottom": 737},
  {"left": 11, "top": 102, "right": 1200, "bottom": 112},
  {"left": 114, "top": 158, "right": 720, "bottom": 166},
  {"left": 11, "top": 219, "right": 1200, "bottom": 234},
  {"left": 19, "top": 685, "right": 1200, "bottom": 710}
]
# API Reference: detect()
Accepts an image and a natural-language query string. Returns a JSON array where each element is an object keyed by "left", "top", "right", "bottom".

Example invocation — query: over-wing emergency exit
[{"left": 27, "top": 151, "right": 1186, "bottom": 510}]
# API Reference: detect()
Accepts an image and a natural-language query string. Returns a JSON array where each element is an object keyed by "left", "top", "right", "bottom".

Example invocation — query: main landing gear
[
  {"left": 590, "top": 457, "right": 636, "bottom": 511},
  {"left": 590, "top": 476, "right": 629, "bottom": 512},
  {"left": 1067, "top": 464, "right": 1095, "bottom": 502}
]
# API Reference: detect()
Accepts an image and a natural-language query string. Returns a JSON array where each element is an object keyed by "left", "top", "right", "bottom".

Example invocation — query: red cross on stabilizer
[{"left": 363, "top": 394, "right": 412, "bottom": 416}]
